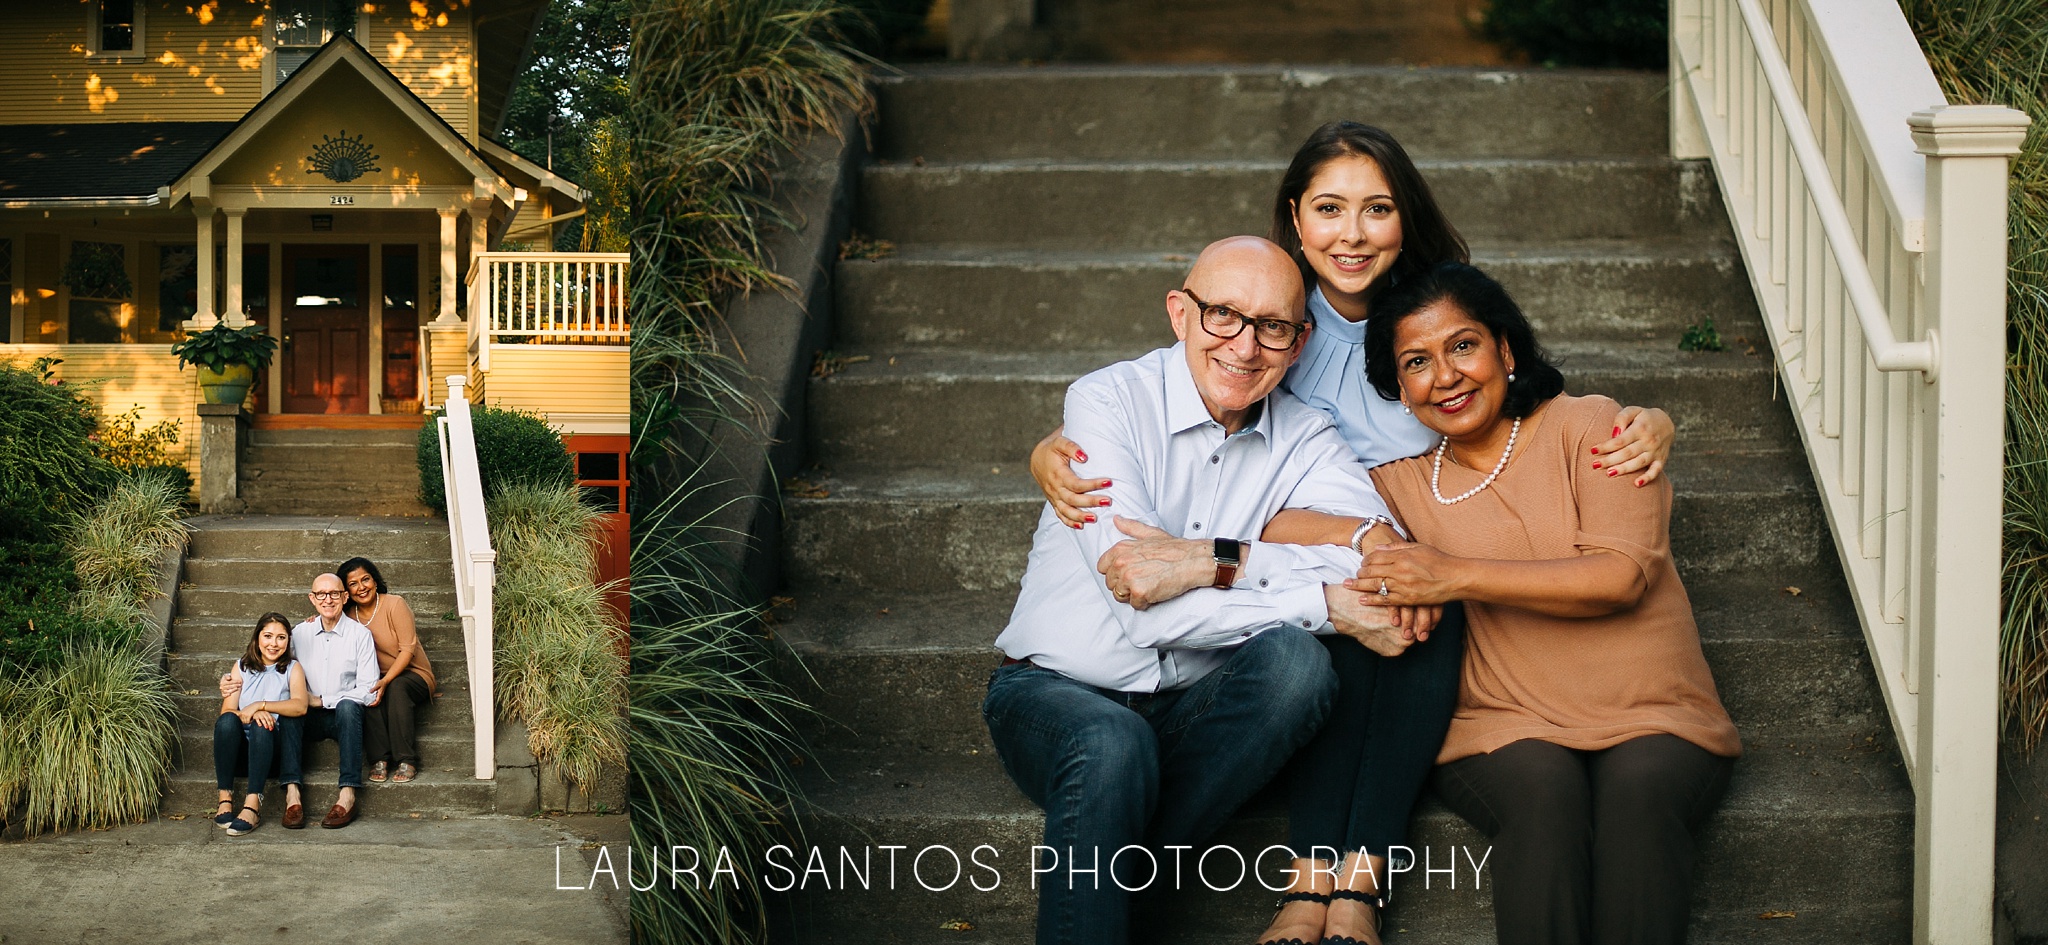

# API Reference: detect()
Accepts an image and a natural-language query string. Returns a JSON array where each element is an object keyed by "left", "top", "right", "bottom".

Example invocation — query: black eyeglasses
[{"left": 1180, "top": 288, "right": 1307, "bottom": 350}]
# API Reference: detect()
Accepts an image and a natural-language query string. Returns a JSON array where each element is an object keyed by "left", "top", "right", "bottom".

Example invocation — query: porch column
[
  {"left": 189, "top": 204, "right": 217, "bottom": 329},
  {"left": 222, "top": 209, "right": 247, "bottom": 327},
  {"left": 426, "top": 207, "right": 467, "bottom": 407}
]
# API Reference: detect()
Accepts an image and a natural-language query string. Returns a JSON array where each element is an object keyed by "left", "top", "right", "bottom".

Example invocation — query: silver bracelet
[{"left": 1349, "top": 516, "right": 1395, "bottom": 554}]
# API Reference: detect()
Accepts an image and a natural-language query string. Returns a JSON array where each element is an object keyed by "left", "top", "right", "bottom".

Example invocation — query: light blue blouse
[
  {"left": 1283, "top": 285, "right": 1442, "bottom": 469},
  {"left": 236, "top": 659, "right": 295, "bottom": 710}
]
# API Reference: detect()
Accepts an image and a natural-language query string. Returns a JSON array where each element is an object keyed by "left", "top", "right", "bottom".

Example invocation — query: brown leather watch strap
[{"left": 1211, "top": 538, "right": 1242, "bottom": 589}]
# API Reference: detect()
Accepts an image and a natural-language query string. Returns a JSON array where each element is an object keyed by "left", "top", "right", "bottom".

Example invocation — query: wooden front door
[{"left": 281, "top": 245, "right": 369, "bottom": 414}]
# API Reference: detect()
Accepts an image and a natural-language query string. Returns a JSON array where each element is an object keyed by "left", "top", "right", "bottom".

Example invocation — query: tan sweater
[
  {"left": 1371, "top": 394, "right": 1741, "bottom": 763},
  {"left": 350, "top": 593, "right": 437, "bottom": 696}
]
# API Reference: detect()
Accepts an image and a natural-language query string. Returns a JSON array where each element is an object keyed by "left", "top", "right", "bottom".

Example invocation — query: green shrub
[
  {"left": 0, "top": 673, "right": 38, "bottom": 827},
  {"left": 1482, "top": 0, "right": 1668, "bottom": 69},
  {"left": 416, "top": 404, "right": 575, "bottom": 516},
  {"left": 64, "top": 475, "right": 189, "bottom": 611},
  {"left": 0, "top": 364, "right": 116, "bottom": 534},
  {"left": 0, "top": 541, "right": 127, "bottom": 673},
  {"left": 487, "top": 483, "right": 627, "bottom": 794},
  {"left": 93, "top": 406, "right": 181, "bottom": 470},
  {"left": 17, "top": 643, "right": 176, "bottom": 834}
]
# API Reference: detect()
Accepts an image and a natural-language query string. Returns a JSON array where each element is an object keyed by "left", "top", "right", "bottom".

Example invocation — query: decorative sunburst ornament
[{"left": 307, "top": 131, "right": 380, "bottom": 183}]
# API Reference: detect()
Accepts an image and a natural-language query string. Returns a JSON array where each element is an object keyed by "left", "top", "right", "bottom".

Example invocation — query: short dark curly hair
[{"left": 1362, "top": 260, "right": 1565, "bottom": 419}]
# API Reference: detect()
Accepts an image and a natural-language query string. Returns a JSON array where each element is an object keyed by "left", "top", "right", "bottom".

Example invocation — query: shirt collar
[
  {"left": 1308, "top": 285, "right": 1368, "bottom": 344},
  {"left": 1163, "top": 341, "right": 1274, "bottom": 440}
]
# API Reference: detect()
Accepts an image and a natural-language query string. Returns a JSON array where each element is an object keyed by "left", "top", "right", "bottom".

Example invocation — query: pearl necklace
[{"left": 1431, "top": 418, "right": 1520, "bottom": 505}]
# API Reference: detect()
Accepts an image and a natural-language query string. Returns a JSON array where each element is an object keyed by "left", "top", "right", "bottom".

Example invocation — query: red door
[
  {"left": 566, "top": 434, "right": 630, "bottom": 638},
  {"left": 281, "top": 245, "right": 369, "bottom": 414}
]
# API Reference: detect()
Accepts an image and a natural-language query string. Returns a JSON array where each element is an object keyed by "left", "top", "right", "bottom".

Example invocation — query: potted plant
[{"left": 169, "top": 323, "right": 279, "bottom": 405}]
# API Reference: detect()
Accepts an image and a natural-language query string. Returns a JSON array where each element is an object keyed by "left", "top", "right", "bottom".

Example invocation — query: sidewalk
[{"left": 0, "top": 809, "right": 630, "bottom": 944}]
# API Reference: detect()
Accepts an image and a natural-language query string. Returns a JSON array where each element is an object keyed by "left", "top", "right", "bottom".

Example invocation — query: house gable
[{"left": 209, "top": 67, "right": 473, "bottom": 190}]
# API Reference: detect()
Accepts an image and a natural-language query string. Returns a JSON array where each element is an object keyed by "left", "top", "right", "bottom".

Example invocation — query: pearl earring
[
  {"left": 1508, "top": 372, "right": 1516, "bottom": 382},
  {"left": 1401, "top": 403, "right": 1412, "bottom": 415}
]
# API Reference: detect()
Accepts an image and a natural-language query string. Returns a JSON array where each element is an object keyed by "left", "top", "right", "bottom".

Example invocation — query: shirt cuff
[{"left": 1273, "top": 581, "right": 1331, "bottom": 633}]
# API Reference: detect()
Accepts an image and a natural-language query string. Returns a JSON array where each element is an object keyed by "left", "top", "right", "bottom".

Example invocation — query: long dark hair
[
  {"left": 241, "top": 612, "right": 296, "bottom": 673},
  {"left": 1268, "top": 121, "right": 1469, "bottom": 297},
  {"left": 1363, "top": 261, "right": 1565, "bottom": 420},
  {"left": 336, "top": 556, "right": 388, "bottom": 599}
]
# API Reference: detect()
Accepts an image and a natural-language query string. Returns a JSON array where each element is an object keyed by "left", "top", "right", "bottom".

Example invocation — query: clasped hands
[{"left": 1094, "top": 516, "right": 1448, "bottom": 656}]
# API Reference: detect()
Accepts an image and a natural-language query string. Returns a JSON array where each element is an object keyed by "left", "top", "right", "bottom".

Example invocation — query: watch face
[{"left": 1214, "top": 537, "right": 1241, "bottom": 564}]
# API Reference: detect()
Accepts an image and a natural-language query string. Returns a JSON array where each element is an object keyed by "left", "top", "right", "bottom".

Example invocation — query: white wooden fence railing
[
  {"left": 438, "top": 374, "right": 499, "bottom": 780},
  {"left": 466, "top": 252, "right": 630, "bottom": 373},
  {"left": 1669, "top": 0, "right": 2029, "bottom": 939}
]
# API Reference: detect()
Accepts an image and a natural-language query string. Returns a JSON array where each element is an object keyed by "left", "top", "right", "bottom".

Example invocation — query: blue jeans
[
  {"left": 211, "top": 712, "right": 303, "bottom": 796},
  {"left": 1286, "top": 601, "right": 1468, "bottom": 864},
  {"left": 983, "top": 627, "right": 1338, "bottom": 945},
  {"left": 298, "top": 701, "right": 366, "bottom": 789}
]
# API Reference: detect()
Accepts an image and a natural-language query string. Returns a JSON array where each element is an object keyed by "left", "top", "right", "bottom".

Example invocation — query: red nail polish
[
  {"left": 1100, "top": 498, "right": 1111, "bottom": 506},
  {"left": 1589, "top": 447, "right": 1599, "bottom": 455},
  {"left": 1084, "top": 514, "right": 1096, "bottom": 523},
  {"left": 1635, "top": 478, "right": 1645, "bottom": 487},
  {"left": 1613, "top": 426, "right": 1621, "bottom": 436},
  {"left": 1608, "top": 470, "right": 1619, "bottom": 477},
  {"left": 1101, "top": 480, "right": 1111, "bottom": 488},
  {"left": 1076, "top": 451, "right": 1088, "bottom": 462},
  {"left": 1591, "top": 462, "right": 1602, "bottom": 469}
]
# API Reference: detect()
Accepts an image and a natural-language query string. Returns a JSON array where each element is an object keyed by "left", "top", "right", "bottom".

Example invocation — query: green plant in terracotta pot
[{"left": 169, "top": 323, "right": 278, "bottom": 406}]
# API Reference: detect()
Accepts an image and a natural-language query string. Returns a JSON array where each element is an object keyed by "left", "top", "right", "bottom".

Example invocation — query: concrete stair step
[
  {"left": 835, "top": 242, "right": 1761, "bottom": 351},
  {"left": 166, "top": 646, "right": 467, "bottom": 693},
  {"left": 173, "top": 586, "right": 457, "bottom": 620},
  {"left": 169, "top": 613, "right": 463, "bottom": 653},
  {"left": 161, "top": 763, "right": 496, "bottom": 815},
  {"left": 782, "top": 446, "right": 1829, "bottom": 596},
  {"left": 237, "top": 470, "right": 422, "bottom": 491},
  {"left": 235, "top": 497, "right": 438, "bottom": 517},
  {"left": 182, "top": 556, "right": 453, "bottom": 589},
  {"left": 776, "top": 744, "right": 1908, "bottom": 943},
  {"left": 859, "top": 159, "right": 1728, "bottom": 249},
  {"left": 806, "top": 344, "right": 1796, "bottom": 467},
  {"left": 770, "top": 558, "right": 1888, "bottom": 756},
  {"left": 873, "top": 65, "right": 1670, "bottom": 163},
  {"left": 186, "top": 516, "right": 449, "bottom": 560},
  {"left": 246, "top": 428, "right": 421, "bottom": 448},
  {"left": 173, "top": 728, "right": 474, "bottom": 770},
  {"left": 173, "top": 689, "right": 476, "bottom": 728}
]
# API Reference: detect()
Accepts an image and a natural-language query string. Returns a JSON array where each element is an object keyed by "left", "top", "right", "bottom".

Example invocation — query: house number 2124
[{"left": 330, "top": 195, "right": 355, "bottom": 206}]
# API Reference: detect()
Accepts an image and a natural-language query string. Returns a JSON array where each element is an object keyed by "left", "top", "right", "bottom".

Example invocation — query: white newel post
[{"left": 1909, "top": 103, "right": 2030, "bottom": 945}]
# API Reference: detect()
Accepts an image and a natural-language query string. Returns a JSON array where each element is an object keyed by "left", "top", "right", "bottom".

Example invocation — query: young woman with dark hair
[
  {"left": 211, "top": 612, "right": 308, "bottom": 837},
  {"left": 338, "top": 556, "right": 437, "bottom": 784},
  {"left": 1025, "top": 122, "right": 1682, "bottom": 944}
]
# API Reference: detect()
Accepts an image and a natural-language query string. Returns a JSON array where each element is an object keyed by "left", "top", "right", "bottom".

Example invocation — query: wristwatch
[{"left": 1212, "top": 538, "right": 1244, "bottom": 589}]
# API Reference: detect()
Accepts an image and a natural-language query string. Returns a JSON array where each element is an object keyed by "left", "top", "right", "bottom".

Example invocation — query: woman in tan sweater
[
  {"left": 339, "top": 556, "right": 437, "bottom": 784},
  {"left": 1270, "top": 260, "right": 1739, "bottom": 945}
]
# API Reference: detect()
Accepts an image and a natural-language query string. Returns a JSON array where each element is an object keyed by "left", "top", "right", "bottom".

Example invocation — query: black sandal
[
  {"left": 1256, "top": 890, "right": 1332, "bottom": 945},
  {"left": 1318, "top": 888, "right": 1387, "bottom": 945},
  {"left": 226, "top": 805, "right": 261, "bottom": 837},
  {"left": 213, "top": 799, "right": 237, "bottom": 828}
]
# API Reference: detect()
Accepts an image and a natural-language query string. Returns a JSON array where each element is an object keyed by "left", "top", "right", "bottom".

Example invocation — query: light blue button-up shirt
[
  {"left": 996, "top": 343, "right": 1401, "bottom": 692},
  {"left": 1284, "top": 285, "right": 1442, "bottom": 469},
  {"left": 291, "top": 614, "right": 381, "bottom": 708}
]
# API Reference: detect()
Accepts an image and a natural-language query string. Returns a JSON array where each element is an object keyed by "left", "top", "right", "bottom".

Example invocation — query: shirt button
[
  {"left": 1210, "top": 456, "right": 1219, "bottom": 464},
  {"left": 1192, "top": 522, "right": 1201, "bottom": 530},
  {"left": 1259, "top": 579, "right": 1269, "bottom": 588},
  {"left": 1301, "top": 620, "right": 1311, "bottom": 627}
]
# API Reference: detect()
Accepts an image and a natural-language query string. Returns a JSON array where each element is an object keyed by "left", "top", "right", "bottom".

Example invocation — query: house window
[
  {"left": 66, "top": 241, "right": 128, "bottom": 344},
  {"left": 158, "top": 245, "right": 198, "bottom": 331},
  {"left": 274, "top": 0, "right": 345, "bottom": 82},
  {"left": 90, "top": 0, "right": 143, "bottom": 57}
]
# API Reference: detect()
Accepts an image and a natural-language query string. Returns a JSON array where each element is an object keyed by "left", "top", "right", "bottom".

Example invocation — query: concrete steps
[
  {"left": 237, "top": 427, "right": 431, "bottom": 517},
  {"left": 164, "top": 515, "right": 492, "bottom": 819},
  {"left": 775, "top": 61, "right": 1912, "bottom": 942}
]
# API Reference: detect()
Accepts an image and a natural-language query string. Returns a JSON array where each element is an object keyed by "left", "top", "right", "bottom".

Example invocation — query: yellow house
[{"left": 0, "top": 2, "right": 627, "bottom": 486}]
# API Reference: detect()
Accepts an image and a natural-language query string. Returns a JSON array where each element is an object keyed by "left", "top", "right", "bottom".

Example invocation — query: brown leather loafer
[
  {"left": 320, "top": 803, "right": 356, "bottom": 829},
  {"left": 282, "top": 803, "right": 305, "bottom": 829}
]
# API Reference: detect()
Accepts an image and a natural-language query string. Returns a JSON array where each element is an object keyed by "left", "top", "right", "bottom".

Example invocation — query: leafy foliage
[
  {"left": 416, "top": 404, "right": 575, "bottom": 515},
  {"left": 1481, "top": 0, "right": 1667, "bottom": 69},
  {"left": 169, "top": 322, "right": 279, "bottom": 373},
  {"left": 60, "top": 241, "right": 132, "bottom": 299},
  {"left": 1899, "top": 0, "right": 2048, "bottom": 749},
  {"left": 0, "top": 363, "right": 115, "bottom": 539},
  {"left": 1679, "top": 318, "right": 1726, "bottom": 353},
  {"left": 498, "top": 0, "right": 631, "bottom": 253},
  {"left": 94, "top": 406, "right": 181, "bottom": 470}
]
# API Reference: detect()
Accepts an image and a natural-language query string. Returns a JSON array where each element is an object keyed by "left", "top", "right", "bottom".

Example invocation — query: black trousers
[
  {"left": 363, "top": 670, "right": 432, "bottom": 767},
  {"left": 1433, "top": 734, "right": 1734, "bottom": 945}
]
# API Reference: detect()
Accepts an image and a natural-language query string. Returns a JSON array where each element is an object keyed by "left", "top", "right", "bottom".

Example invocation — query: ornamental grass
[
  {"left": 629, "top": 1, "right": 871, "bottom": 942},
  {"left": 1900, "top": 0, "right": 2048, "bottom": 749},
  {"left": 486, "top": 482, "right": 628, "bottom": 795},
  {"left": 14, "top": 643, "right": 177, "bottom": 835}
]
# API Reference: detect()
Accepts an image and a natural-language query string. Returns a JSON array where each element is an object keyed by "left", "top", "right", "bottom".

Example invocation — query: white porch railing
[
  {"left": 467, "top": 252, "right": 630, "bottom": 373},
  {"left": 438, "top": 374, "right": 499, "bottom": 780},
  {"left": 1669, "top": 0, "right": 2028, "bottom": 939}
]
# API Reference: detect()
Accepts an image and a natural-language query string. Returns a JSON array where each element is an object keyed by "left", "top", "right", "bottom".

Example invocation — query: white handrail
[
  {"left": 438, "top": 374, "right": 498, "bottom": 780},
  {"left": 1671, "top": 0, "right": 2028, "bottom": 940},
  {"left": 1725, "top": 0, "right": 1936, "bottom": 375}
]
